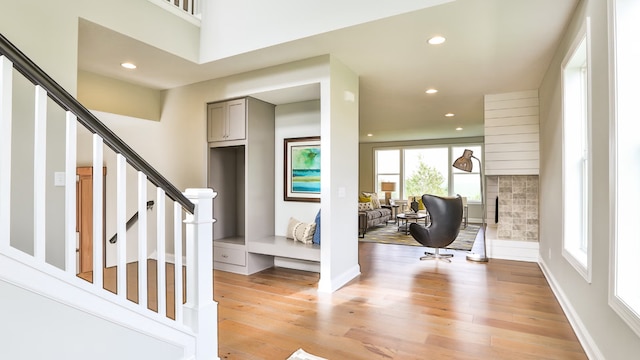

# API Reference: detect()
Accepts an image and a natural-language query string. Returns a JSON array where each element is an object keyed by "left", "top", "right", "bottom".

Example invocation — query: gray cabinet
[
  {"left": 207, "top": 98, "right": 246, "bottom": 142},
  {"left": 208, "top": 97, "right": 276, "bottom": 274}
]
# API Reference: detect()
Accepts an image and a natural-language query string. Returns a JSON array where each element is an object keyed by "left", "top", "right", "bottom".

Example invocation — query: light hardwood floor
[
  {"left": 83, "top": 241, "right": 587, "bottom": 359},
  {"left": 215, "top": 242, "right": 587, "bottom": 360}
]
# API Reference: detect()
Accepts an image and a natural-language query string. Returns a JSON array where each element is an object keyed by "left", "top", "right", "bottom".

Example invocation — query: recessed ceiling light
[
  {"left": 367, "top": 133, "right": 373, "bottom": 137},
  {"left": 425, "top": 89, "right": 438, "bottom": 94},
  {"left": 445, "top": 113, "right": 455, "bottom": 117},
  {"left": 456, "top": 127, "right": 463, "bottom": 131},
  {"left": 121, "top": 62, "right": 137, "bottom": 70},
  {"left": 428, "top": 36, "right": 446, "bottom": 45}
]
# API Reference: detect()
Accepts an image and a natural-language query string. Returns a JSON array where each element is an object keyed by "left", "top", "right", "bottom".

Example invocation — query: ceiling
[{"left": 78, "top": 0, "right": 579, "bottom": 143}]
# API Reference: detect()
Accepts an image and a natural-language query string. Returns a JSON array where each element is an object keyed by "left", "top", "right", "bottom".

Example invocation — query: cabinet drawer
[{"left": 214, "top": 246, "right": 246, "bottom": 266}]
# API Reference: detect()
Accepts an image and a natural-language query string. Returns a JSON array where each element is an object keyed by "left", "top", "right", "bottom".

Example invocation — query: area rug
[{"left": 359, "top": 223, "right": 480, "bottom": 251}]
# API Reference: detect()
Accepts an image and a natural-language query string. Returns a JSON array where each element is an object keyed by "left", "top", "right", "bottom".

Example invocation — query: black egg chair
[{"left": 409, "top": 194, "right": 463, "bottom": 262}]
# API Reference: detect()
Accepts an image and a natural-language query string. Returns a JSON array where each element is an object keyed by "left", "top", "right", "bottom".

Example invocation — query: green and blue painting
[{"left": 291, "top": 146, "right": 320, "bottom": 193}]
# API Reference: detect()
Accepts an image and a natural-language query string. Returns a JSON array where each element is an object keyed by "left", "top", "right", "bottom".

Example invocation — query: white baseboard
[
  {"left": 317, "top": 264, "right": 360, "bottom": 293},
  {"left": 486, "top": 238, "right": 539, "bottom": 262},
  {"left": 538, "top": 258, "right": 604, "bottom": 360},
  {"left": 148, "top": 251, "right": 186, "bottom": 265}
]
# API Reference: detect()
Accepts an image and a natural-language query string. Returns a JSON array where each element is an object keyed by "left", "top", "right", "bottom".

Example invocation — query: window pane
[
  {"left": 376, "top": 149, "right": 399, "bottom": 174},
  {"left": 404, "top": 148, "right": 448, "bottom": 198},
  {"left": 375, "top": 149, "right": 400, "bottom": 202},
  {"left": 612, "top": 0, "right": 640, "bottom": 332},
  {"left": 561, "top": 21, "right": 590, "bottom": 281},
  {"left": 453, "top": 173, "right": 481, "bottom": 201}
]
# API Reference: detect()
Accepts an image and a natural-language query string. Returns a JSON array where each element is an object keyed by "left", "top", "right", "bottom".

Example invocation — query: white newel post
[{"left": 183, "top": 188, "right": 219, "bottom": 360}]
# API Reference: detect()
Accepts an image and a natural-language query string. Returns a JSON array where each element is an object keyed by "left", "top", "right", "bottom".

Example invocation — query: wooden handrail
[
  {"left": 0, "top": 33, "right": 194, "bottom": 214},
  {"left": 108, "top": 201, "right": 154, "bottom": 244}
]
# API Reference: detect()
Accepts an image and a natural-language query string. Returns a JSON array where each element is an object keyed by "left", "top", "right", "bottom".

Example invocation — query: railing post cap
[{"left": 184, "top": 188, "right": 217, "bottom": 199}]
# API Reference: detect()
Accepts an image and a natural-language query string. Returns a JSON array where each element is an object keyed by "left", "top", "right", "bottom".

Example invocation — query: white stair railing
[
  {"left": 168, "top": 0, "right": 199, "bottom": 16},
  {"left": 0, "top": 33, "right": 218, "bottom": 360},
  {"left": 147, "top": 0, "right": 201, "bottom": 25}
]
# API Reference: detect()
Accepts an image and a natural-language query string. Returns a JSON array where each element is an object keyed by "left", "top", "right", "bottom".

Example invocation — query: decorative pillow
[
  {"left": 358, "top": 202, "right": 373, "bottom": 211},
  {"left": 361, "top": 192, "right": 381, "bottom": 209},
  {"left": 358, "top": 195, "right": 371, "bottom": 203},
  {"left": 313, "top": 209, "right": 321, "bottom": 245},
  {"left": 417, "top": 198, "right": 426, "bottom": 211},
  {"left": 286, "top": 217, "right": 316, "bottom": 244}
]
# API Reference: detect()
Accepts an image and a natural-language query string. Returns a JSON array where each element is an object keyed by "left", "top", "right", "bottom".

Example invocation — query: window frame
[
  {"left": 609, "top": 0, "right": 640, "bottom": 338},
  {"left": 373, "top": 143, "right": 483, "bottom": 203},
  {"left": 560, "top": 17, "right": 592, "bottom": 282}
]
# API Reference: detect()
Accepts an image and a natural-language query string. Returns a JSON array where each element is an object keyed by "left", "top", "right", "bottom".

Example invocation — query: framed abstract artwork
[{"left": 284, "top": 136, "right": 320, "bottom": 202}]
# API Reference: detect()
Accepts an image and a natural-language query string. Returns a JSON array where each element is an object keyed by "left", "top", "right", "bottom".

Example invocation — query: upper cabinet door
[
  {"left": 207, "top": 98, "right": 246, "bottom": 142},
  {"left": 225, "top": 99, "right": 246, "bottom": 141}
]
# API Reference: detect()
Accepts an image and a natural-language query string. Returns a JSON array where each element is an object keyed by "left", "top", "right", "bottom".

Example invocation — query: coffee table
[{"left": 396, "top": 213, "right": 427, "bottom": 235}]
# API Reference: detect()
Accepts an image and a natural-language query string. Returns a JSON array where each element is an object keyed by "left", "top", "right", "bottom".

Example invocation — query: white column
[
  {"left": 183, "top": 188, "right": 218, "bottom": 360},
  {"left": 116, "top": 154, "right": 127, "bottom": 297},
  {"left": 173, "top": 201, "right": 184, "bottom": 323},
  {"left": 156, "top": 188, "right": 166, "bottom": 317},
  {"left": 0, "top": 56, "right": 13, "bottom": 248},
  {"left": 137, "top": 172, "right": 148, "bottom": 308},
  {"left": 93, "top": 134, "right": 104, "bottom": 289},
  {"left": 33, "top": 86, "right": 47, "bottom": 262},
  {"left": 64, "top": 112, "right": 77, "bottom": 274}
]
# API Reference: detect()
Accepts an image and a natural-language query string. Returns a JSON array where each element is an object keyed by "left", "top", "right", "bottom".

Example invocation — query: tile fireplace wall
[{"left": 486, "top": 175, "right": 539, "bottom": 241}]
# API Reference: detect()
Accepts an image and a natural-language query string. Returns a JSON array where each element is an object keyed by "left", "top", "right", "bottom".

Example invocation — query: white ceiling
[{"left": 78, "top": 0, "right": 578, "bottom": 143}]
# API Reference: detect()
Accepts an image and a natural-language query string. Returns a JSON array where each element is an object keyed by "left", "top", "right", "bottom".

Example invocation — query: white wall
[
  {"left": 0, "top": 279, "right": 184, "bottom": 360},
  {"left": 0, "top": 0, "right": 201, "bottom": 270},
  {"left": 274, "top": 100, "right": 321, "bottom": 235},
  {"left": 159, "top": 55, "right": 360, "bottom": 291},
  {"left": 317, "top": 56, "right": 360, "bottom": 292},
  {"left": 538, "top": 0, "right": 640, "bottom": 358},
  {"left": 199, "top": 0, "right": 453, "bottom": 62}
]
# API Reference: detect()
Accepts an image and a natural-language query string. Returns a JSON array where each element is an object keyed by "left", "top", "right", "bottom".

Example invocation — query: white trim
[
  {"left": 116, "top": 154, "right": 127, "bottom": 298},
  {"left": 138, "top": 172, "right": 149, "bottom": 309},
  {"left": 486, "top": 238, "right": 539, "bottom": 263},
  {"left": 0, "top": 56, "right": 12, "bottom": 249},
  {"left": 33, "top": 86, "right": 47, "bottom": 262},
  {"left": 317, "top": 264, "right": 360, "bottom": 293},
  {"left": 173, "top": 201, "right": 184, "bottom": 324},
  {"left": 560, "top": 17, "right": 593, "bottom": 283},
  {"left": 608, "top": 0, "right": 640, "bottom": 338},
  {"left": 156, "top": 188, "right": 167, "bottom": 318},
  {"left": 538, "top": 258, "right": 605, "bottom": 360},
  {"left": 64, "top": 112, "right": 77, "bottom": 274},
  {"left": 92, "top": 134, "right": 104, "bottom": 289}
]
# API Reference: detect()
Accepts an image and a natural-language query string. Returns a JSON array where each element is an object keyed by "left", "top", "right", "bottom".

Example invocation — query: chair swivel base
[{"left": 420, "top": 249, "right": 453, "bottom": 262}]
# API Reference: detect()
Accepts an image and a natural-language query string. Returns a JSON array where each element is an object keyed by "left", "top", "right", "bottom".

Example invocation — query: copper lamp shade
[{"left": 452, "top": 149, "right": 474, "bottom": 172}]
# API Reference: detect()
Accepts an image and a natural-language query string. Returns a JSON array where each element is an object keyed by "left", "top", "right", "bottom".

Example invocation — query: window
[
  {"left": 610, "top": 0, "right": 640, "bottom": 337},
  {"left": 561, "top": 18, "right": 592, "bottom": 281},
  {"left": 374, "top": 149, "right": 400, "bottom": 200},
  {"left": 374, "top": 144, "right": 482, "bottom": 203},
  {"left": 404, "top": 147, "right": 448, "bottom": 198}
]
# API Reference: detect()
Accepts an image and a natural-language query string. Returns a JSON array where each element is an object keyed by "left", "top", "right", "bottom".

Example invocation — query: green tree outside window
[{"left": 405, "top": 155, "right": 447, "bottom": 196}]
